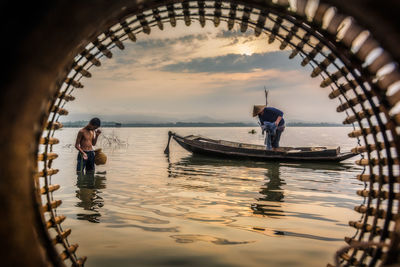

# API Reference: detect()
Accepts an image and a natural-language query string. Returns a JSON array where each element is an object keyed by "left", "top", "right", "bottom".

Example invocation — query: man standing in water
[
  {"left": 253, "top": 105, "right": 285, "bottom": 150},
  {"left": 75, "top": 118, "right": 101, "bottom": 173}
]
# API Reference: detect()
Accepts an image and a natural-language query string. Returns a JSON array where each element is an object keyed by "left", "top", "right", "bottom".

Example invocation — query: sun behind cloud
[{"left": 237, "top": 44, "right": 254, "bottom": 56}]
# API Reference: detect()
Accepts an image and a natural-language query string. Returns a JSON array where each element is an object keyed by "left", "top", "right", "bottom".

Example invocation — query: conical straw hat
[{"left": 252, "top": 105, "right": 266, "bottom": 117}]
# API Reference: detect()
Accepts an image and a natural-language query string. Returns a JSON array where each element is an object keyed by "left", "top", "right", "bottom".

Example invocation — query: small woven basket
[{"left": 94, "top": 148, "right": 107, "bottom": 165}]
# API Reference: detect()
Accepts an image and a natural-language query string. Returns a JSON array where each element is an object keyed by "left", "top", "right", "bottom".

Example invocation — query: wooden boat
[{"left": 164, "top": 131, "right": 358, "bottom": 162}]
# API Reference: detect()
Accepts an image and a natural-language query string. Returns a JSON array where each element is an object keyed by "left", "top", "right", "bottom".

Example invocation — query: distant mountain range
[
  {"left": 59, "top": 113, "right": 225, "bottom": 124},
  {"left": 60, "top": 113, "right": 346, "bottom": 127}
]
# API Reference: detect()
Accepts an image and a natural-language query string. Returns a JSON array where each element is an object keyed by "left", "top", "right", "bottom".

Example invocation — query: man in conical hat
[{"left": 253, "top": 104, "right": 285, "bottom": 150}]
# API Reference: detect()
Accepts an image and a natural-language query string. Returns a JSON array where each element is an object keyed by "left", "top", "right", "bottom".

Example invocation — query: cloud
[
  {"left": 128, "top": 33, "right": 209, "bottom": 51},
  {"left": 86, "top": 24, "right": 285, "bottom": 81},
  {"left": 66, "top": 23, "right": 345, "bottom": 124},
  {"left": 160, "top": 51, "right": 299, "bottom": 73},
  {"left": 215, "top": 29, "right": 254, "bottom": 39},
  {"left": 223, "top": 37, "right": 240, "bottom": 47},
  {"left": 69, "top": 65, "right": 345, "bottom": 123}
]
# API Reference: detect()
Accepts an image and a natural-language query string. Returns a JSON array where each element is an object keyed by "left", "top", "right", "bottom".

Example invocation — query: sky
[{"left": 63, "top": 22, "right": 346, "bottom": 124}]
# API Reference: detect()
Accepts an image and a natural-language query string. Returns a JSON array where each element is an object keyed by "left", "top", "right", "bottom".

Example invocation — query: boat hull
[{"left": 172, "top": 133, "right": 357, "bottom": 162}]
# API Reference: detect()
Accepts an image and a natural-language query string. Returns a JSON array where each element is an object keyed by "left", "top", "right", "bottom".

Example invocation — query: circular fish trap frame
[{"left": 2, "top": 0, "right": 400, "bottom": 266}]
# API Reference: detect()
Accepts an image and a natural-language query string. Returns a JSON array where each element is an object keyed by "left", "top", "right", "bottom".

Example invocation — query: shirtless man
[{"left": 75, "top": 118, "right": 101, "bottom": 173}]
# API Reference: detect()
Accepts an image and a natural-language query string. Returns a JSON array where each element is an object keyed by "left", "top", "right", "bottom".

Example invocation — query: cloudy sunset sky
[{"left": 63, "top": 22, "right": 346, "bottom": 124}]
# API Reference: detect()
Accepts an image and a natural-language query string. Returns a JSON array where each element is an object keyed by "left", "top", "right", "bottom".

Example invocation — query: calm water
[{"left": 52, "top": 127, "right": 364, "bottom": 267}]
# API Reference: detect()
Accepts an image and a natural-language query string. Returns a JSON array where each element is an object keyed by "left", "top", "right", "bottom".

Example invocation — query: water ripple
[
  {"left": 170, "top": 234, "right": 254, "bottom": 245},
  {"left": 55, "top": 127, "right": 363, "bottom": 267}
]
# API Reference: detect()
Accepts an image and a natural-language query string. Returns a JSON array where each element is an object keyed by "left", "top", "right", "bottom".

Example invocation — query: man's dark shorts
[{"left": 77, "top": 150, "right": 95, "bottom": 173}]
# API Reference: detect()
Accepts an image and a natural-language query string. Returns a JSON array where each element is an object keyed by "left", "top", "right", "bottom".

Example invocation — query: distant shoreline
[{"left": 61, "top": 121, "right": 349, "bottom": 128}]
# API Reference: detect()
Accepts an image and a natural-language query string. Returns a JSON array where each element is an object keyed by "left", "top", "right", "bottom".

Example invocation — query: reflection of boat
[
  {"left": 167, "top": 154, "right": 355, "bottom": 172},
  {"left": 166, "top": 154, "right": 285, "bottom": 217},
  {"left": 165, "top": 154, "right": 348, "bottom": 241},
  {"left": 165, "top": 132, "right": 357, "bottom": 162}
]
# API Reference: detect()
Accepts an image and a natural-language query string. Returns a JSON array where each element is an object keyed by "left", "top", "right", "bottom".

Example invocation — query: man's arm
[
  {"left": 92, "top": 129, "right": 101, "bottom": 146},
  {"left": 273, "top": 108, "right": 283, "bottom": 126},
  {"left": 75, "top": 130, "right": 88, "bottom": 159},
  {"left": 275, "top": 116, "right": 282, "bottom": 126},
  {"left": 258, "top": 120, "right": 266, "bottom": 135}
]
